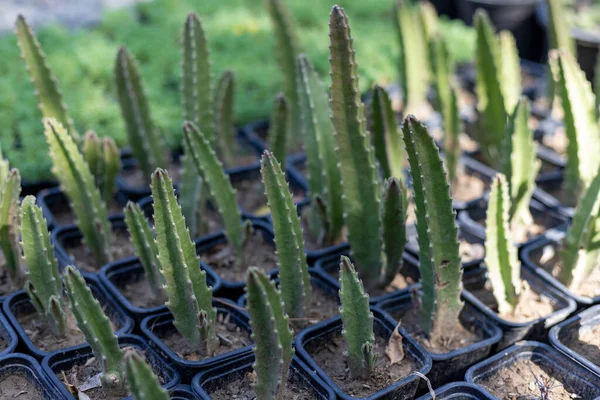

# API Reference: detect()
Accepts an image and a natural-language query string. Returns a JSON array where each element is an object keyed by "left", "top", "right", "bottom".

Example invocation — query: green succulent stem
[
  {"left": 82, "top": 131, "right": 121, "bottom": 206},
  {"left": 125, "top": 351, "right": 169, "bottom": 400},
  {"left": 214, "top": 70, "right": 236, "bottom": 167},
  {"left": 179, "top": 146, "right": 208, "bottom": 239},
  {"left": 268, "top": 94, "right": 289, "bottom": 168},
  {"left": 0, "top": 169, "right": 23, "bottom": 286},
  {"left": 380, "top": 178, "right": 408, "bottom": 288}
]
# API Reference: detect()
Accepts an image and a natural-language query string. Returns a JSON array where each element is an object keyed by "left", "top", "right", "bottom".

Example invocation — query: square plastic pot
[
  {"left": 521, "top": 234, "right": 600, "bottom": 308},
  {"left": 0, "top": 353, "right": 65, "bottom": 399},
  {"left": 549, "top": 304, "right": 600, "bottom": 376},
  {"left": 3, "top": 276, "right": 133, "bottom": 359},
  {"left": 295, "top": 308, "right": 432, "bottom": 400},
  {"left": 464, "top": 266, "right": 576, "bottom": 350},
  {"left": 375, "top": 286, "right": 501, "bottom": 388},
  {"left": 169, "top": 384, "right": 199, "bottom": 399},
  {"left": 192, "top": 353, "right": 335, "bottom": 399},
  {"left": 465, "top": 341, "right": 600, "bottom": 399},
  {"left": 240, "top": 119, "right": 306, "bottom": 167},
  {"left": 533, "top": 169, "right": 574, "bottom": 218},
  {"left": 140, "top": 298, "right": 252, "bottom": 381},
  {"left": 42, "top": 334, "right": 181, "bottom": 400},
  {"left": 415, "top": 382, "right": 496, "bottom": 400},
  {"left": 0, "top": 311, "right": 18, "bottom": 357}
]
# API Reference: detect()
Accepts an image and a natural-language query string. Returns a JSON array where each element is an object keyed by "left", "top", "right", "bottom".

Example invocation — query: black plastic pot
[
  {"left": 21, "top": 178, "right": 59, "bottom": 197},
  {"left": 3, "top": 276, "right": 133, "bottom": 359},
  {"left": 534, "top": 169, "right": 575, "bottom": 218},
  {"left": 51, "top": 216, "right": 129, "bottom": 279},
  {"left": 549, "top": 304, "right": 600, "bottom": 377},
  {"left": 0, "top": 311, "right": 18, "bottom": 356},
  {"left": 240, "top": 119, "right": 306, "bottom": 167},
  {"left": 170, "top": 385, "right": 200, "bottom": 400},
  {"left": 99, "top": 253, "right": 222, "bottom": 324},
  {"left": 465, "top": 341, "right": 600, "bottom": 399},
  {"left": 465, "top": 266, "right": 576, "bottom": 350},
  {"left": 415, "top": 382, "right": 495, "bottom": 400},
  {"left": 0, "top": 353, "right": 65, "bottom": 398},
  {"left": 295, "top": 308, "right": 431, "bottom": 400},
  {"left": 457, "top": 198, "right": 568, "bottom": 249},
  {"left": 375, "top": 287, "right": 501, "bottom": 388},
  {"left": 42, "top": 334, "right": 181, "bottom": 400},
  {"left": 140, "top": 298, "right": 252, "bottom": 381},
  {"left": 521, "top": 234, "right": 600, "bottom": 308},
  {"left": 192, "top": 353, "right": 336, "bottom": 399}
]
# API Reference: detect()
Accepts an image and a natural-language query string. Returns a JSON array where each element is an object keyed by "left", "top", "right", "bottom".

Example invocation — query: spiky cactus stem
[
  {"left": 403, "top": 116, "right": 463, "bottom": 342},
  {"left": 20, "top": 196, "right": 66, "bottom": 336},
  {"left": 485, "top": 175, "right": 521, "bottom": 315},
  {"left": 125, "top": 351, "right": 169, "bottom": 400},
  {"left": 339, "top": 257, "right": 375, "bottom": 379},
  {"left": 380, "top": 178, "right": 408, "bottom": 288},
  {"left": 179, "top": 142, "right": 208, "bottom": 239},
  {"left": 151, "top": 169, "right": 218, "bottom": 354},
  {"left": 64, "top": 266, "right": 125, "bottom": 395},
  {"left": 0, "top": 169, "right": 23, "bottom": 286},
  {"left": 214, "top": 70, "right": 236, "bottom": 167},
  {"left": 268, "top": 94, "right": 289, "bottom": 168},
  {"left": 15, "top": 15, "right": 78, "bottom": 142},
  {"left": 82, "top": 131, "right": 121, "bottom": 206},
  {"left": 246, "top": 268, "right": 294, "bottom": 399},
  {"left": 44, "top": 118, "right": 112, "bottom": 267},
  {"left": 261, "top": 151, "right": 310, "bottom": 318},
  {"left": 124, "top": 202, "right": 162, "bottom": 296}
]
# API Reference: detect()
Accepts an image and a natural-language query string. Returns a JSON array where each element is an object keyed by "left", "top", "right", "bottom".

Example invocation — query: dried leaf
[{"left": 385, "top": 323, "right": 405, "bottom": 364}]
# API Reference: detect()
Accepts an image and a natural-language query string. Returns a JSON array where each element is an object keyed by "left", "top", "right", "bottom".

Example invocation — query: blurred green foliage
[{"left": 0, "top": 0, "right": 474, "bottom": 180}]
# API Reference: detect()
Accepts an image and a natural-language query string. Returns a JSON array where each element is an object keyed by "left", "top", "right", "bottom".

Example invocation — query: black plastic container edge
[
  {"left": 192, "top": 353, "right": 336, "bottom": 400},
  {"left": 42, "top": 334, "right": 181, "bottom": 400},
  {"left": 415, "top": 381, "right": 496, "bottom": 400},
  {"left": 465, "top": 341, "right": 600, "bottom": 399},
  {"left": 295, "top": 308, "right": 432, "bottom": 400},
  {"left": 140, "top": 298, "right": 252, "bottom": 382},
  {"left": 170, "top": 384, "right": 200, "bottom": 400},
  {"left": 0, "top": 311, "right": 18, "bottom": 357},
  {"left": 0, "top": 353, "right": 66, "bottom": 399}
]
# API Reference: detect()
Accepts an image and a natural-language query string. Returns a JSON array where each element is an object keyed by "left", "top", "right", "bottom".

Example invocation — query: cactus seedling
[
  {"left": 151, "top": 169, "right": 218, "bottom": 354},
  {"left": 0, "top": 168, "right": 23, "bottom": 286},
  {"left": 214, "top": 70, "right": 236, "bottom": 167},
  {"left": 246, "top": 268, "right": 294, "bottom": 399},
  {"left": 268, "top": 93, "right": 290, "bottom": 169},
  {"left": 44, "top": 118, "right": 112, "bottom": 268},
  {"left": 82, "top": 131, "right": 121, "bottom": 206},
  {"left": 179, "top": 141, "right": 209, "bottom": 239},
  {"left": 125, "top": 351, "right": 169, "bottom": 400},
  {"left": 328, "top": 6, "right": 407, "bottom": 291},
  {"left": 64, "top": 266, "right": 126, "bottom": 395},
  {"left": 20, "top": 196, "right": 67, "bottom": 336}
]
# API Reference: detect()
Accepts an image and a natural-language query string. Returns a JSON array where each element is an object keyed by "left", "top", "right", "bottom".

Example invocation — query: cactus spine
[
  {"left": 152, "top": 169, "right": 218, "bottom": 353},
  {"left": 44, "top": 118, "right": 111, "bottom": 267},
  {"left": 124, "top": 202, "right": 162, "bottom": 296},
  {"left": 125, "top": 351, "right": 169, "bottom": 400},
  {"left": 403, "top": 116, "right": 462, "bottom": 341},
  {"left": 82, "top": 131, "right": 121, "bottom": 206},
  {"left": 268, "top": 94, "right": 290, "bottom": 168},
  {"left": 261, "top": 151, "right": 310, "bottom": 319},
  {"left": 64, "top": 266, "right": 125, "bottom": 395},
  {"left": 339, "top": 256, "right": 375, "bottom": 379},
  {"left": 214, "top": 71, "right": 236, "bottom": 167},
  {"left": 15, "top": 15, "right": 78, "bottom": 142},
  {"left": 20, "top": 196, "right": 66, "bottom": 336},
  {"left": 246, "top": 268, "right": 294, "bottom": 399},
  {"left": 115, "top": 47, "right": 166, "bottom": 182},
  {"left": 0, "top": 169, "right": 23, "bottom": 285},
  {"left": 485, "top": 175, "right": 521, "bottom": 315},
  {"left": 297, "top": 54, "right": 344, "bottom": 246}
]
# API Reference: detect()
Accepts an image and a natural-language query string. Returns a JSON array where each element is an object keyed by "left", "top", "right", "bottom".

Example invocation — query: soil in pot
[
  {"left": 0, "top": 254, "right": 21, "bottom": 297},
  {"left": 119, "top": 277, "right": 166, "bottom": 309},
  {"left": 232, "top": 175, "right": 305, "bottom": 216},
  {"left": 305, "top": 330, "right": 416, "bottom": 397},
  {"left": 206, "top": 370, "right": 315, "bottom": 400},
  {"left": 450, "top": 169, "right": 488, "bottom": 203},
  {"left": 478, "top": 358, "right": 585, "bottom": 400},
  {"left": 199, "top": 230, "right": 277, "bottom": 282},
  {"left": 49, "top": 199, "right": 124, "bottom": 227},
  {"left": 540, "top": 126, "right": 567, "bottom": 156},
  {"left": 560, "top": 322, "right": 600, "bottom": 368},
  {"left": 470, "top": 279, "right": 558, "bottom": 323},
  {"left": 291, "top": 283, "right": 339, "bottom": 332},
  {"left": 156, "top": 313, "right": 251, "bottom": 362},
  {"left": 407, "top": 237, "right": 485, "bottom": 264},
  {"left": 0, "top": 372, "right": 45, "bottom": 399},
  {"left": 63, "top": 229, "right": 135, "bottom": 272},
  {"left": 472, "top": 214, "right": 550, "bottom": 244},
  {"left": 532, "top": 243, "right": 600, "bottom": 298}
]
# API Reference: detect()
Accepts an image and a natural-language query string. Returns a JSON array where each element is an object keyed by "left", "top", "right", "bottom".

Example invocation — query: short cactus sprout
[
  {"left": 125, "top": 351, "right": 169, "bottom": 400},
  {"left": 82, "top": 131, "right": 121, "bottom": 206}
]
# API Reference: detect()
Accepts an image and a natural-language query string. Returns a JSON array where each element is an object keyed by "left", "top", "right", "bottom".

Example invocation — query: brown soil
[
  {"left": 541, "top": 126, "right": 567, "bottom": 155},
  {"left": 64, "top": 229, "right": 135, "bottom": 272},
  {"left": 306, "top": 331, "right": 417, "bottom": 397},
  {"left": 156, "top": 313, "right": 251, "bottom": 361},
  {"left": 0, "top": 254, "right": 19, "bottom": 297},
  {"left": 17, "top": 304, "right": 120, "bottom": 353},
  {"left": 470, "top": 279, "right": 558, "bottom": 323},
  {"left": 49, "top": 200, "right": 124, "bottom": 227},
  {"left": 199, "top": 231, "right": 278, "bottom": 282},
  {"left": 390, "top": 306, "right": 481, "bottom": 353},
  {"left": 232, "top": 175, "right": 305, "bottom": 216},
  {"left": 292, "top": 283, "right": 339, "bottom": 332},
  {"left": 451, "top": 169, "right": 488, "bottom": 202},
  {"left": 0, "top": 372, "right": 44, "bottom": 399},
  {"left": 119, "top": 277, "right": 165, "bottom": 309},
  {"left": 408, "top": 237, "right": 485, "bottom": 264},
  {"left": 207, "top": 370, "right": 316, "bottom": 400},
  {"left": 478, "top": 358, "right": 586, "bottom": 400},
  {"left": 122, "top": 160, "right": 181, "bottom": 190},
  {"left": 474, "top": 214, "right": 548, "bottom": 244},
  {"left": 562, "top": 322, "right": 600, "bottom": 368}
]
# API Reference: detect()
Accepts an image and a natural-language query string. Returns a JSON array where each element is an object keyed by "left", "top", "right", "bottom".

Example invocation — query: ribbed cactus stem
[
  {"left": 64, "top": 266, "right": 125, "bottom": 395},
  {"left": 15, "top": 15, "right": 78, "bottom": 142},
  {"left": 547, "top": 0, "right": 576, "bottom": 55},
  {"left": 44, "top": 118, "right": 111, "bottom": 267},
  {"left": 329, "top": 6, "right": 383, "bottom": 289},
  {"left": 0, "top": 146, "right": 9, "bottom": 185},
  {"left": 403, "top": 116, "right": 462, "bottom": 341},
  {"left": 151, "top": 169, "right": 218, "bottom": 353},
  {"left": 124, "top": 202, "right": 162, "bottom": 296},
  {"left": 261, "top": 151, "right": 310, "bottom": 318},
  {"left": 380, "top": 177, "right": 408, "bottom": 288},
  {"left": 20, "top": 196, "right": 66, "bottom": 336},
  {"left": 268, "top": 94, "right": 289, "bottom": 168},
  {"left": 179, "top": 141, "right": 208, "bottom": 239},
  {"left": 485, "top": 175, "right": 521, "bottom": 315},
  {"left": 499, "top": 31, "right": 521, "bottom": 114},
  {"left": 115, "top": 46, "right": 166, "bottom": 181},
  {"left": 0, "top": 169, "right": 23, "bottom": 286},
  {"left": 214, "top": 70, "right": 235, "bottom": 167},
  {"left": 339, "top": 256, "right": 375, "bottom": 379},
  {"left": 246, "top": 268, "right": 294, "bottom": 399},
  {"left": 125, "top": 351, "right": 169, "bottom": 400},
  {"left": 82, "top": 131, "right": 121, "bottom": 206}
]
